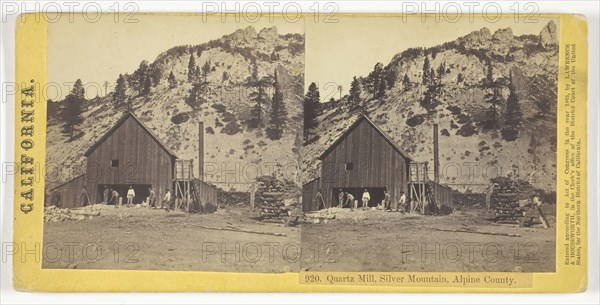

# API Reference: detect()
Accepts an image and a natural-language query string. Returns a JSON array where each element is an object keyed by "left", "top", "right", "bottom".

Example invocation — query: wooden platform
[
  {"left": 173, "top": 159, "right": 218, "bottom": 213},
  {"left": 408, "top": 162, "right": 453, "bottom": 214}
]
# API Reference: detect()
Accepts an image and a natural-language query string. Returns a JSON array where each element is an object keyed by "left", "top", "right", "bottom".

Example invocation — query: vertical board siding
[
  {"left": 195, "top": 179, "right": 218, "bottom": 210},
  {"left": 85, "top": 116, "right": 174, "bottom": 203},
  {"left": 302, "top": 178, "right": 321, "bottom": 212},
  {"left": 430, "top": 182, "right": 453, "bottom": 210},
  {"left": 318, "top": 119, "right": 410, "bottom": 209},
  {"left": 48, "top": 175, "right": 86, "bottom": 208}
]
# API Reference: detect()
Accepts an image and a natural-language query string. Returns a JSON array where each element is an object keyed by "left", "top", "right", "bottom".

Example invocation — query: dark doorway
[
  {"left": 332, "top": 187, "right": 387, "bottom": 208},
  {"left": 97, "top": 184, "right": 152, "bottom": 205}
]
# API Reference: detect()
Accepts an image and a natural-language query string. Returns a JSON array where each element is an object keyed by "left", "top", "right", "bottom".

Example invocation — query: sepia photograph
[
  {"left": 43, "top": 15, "right": 305, "bottom": 272},
  {"left": 300, "top": 16, "right": 559, "bottom": 273},
  {"left": 4, "top": 0, "right": 596, "bottom": 297}
]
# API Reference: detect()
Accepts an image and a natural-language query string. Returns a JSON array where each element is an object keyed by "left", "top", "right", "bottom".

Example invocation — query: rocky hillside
[
  {"left": 46, "top": 26, "right": 304, "bottom": 191},
  {"left": 303, "top": 21, "right": 559, "bottom": 191}
]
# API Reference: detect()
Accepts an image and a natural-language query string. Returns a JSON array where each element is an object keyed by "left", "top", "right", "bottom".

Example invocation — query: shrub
[
  {"left": 446, "top": 105, "right": 462, "bottom": 115},
  {"left": 171, "top": 112, "right": 190, "bottom": 124},
  {"left": 221, "top": 120, "right": 241, "bottom": 135},
  {"left": 221, "top": 111, "right": 236, "bottom": 123},
  {"left": 211, "top": 103, "right": 227, "bottom": 113},
  {"left": 406, "top": 115, "right": 425, "bottom": 127},
  {"left": 456, "top": 122, "right": 477, "bottom": 137}
]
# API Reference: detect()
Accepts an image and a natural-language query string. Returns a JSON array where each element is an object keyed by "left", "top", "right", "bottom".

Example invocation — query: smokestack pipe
[
  {"left": 433, "top": 123, "right": 440, "bottom": 184},
  {"left": 199, "top": 121, "right": 204, "bottom": 180}
]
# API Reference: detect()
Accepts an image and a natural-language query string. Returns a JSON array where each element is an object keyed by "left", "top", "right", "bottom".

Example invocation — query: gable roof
[
  {"left": 84, "top": 111, "right": 178, "bottom": 158},
  {"left": 318, "top": 114, "right": 413, "bottom": 161}
]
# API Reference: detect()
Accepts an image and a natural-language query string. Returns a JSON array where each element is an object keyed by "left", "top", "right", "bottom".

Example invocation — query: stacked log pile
[
  {"left": 490, "top": 177, "right": 535, "bottom": 223},
  {"left": 256, "top": 176, "right": 288, "bottom": 223}
]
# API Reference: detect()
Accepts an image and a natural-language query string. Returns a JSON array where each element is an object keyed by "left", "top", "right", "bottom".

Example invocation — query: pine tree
[
  {"left": 103, "top": 81, "right": 110, "bottom": 97},
  {"left": 168, "top": 71, "right": 177, "bottom": 89},
  {"left": 482, "top": 60, "right": 503, "bottom": 131},
  {"left": 436, "top": 63, "right": 446, "bottom": 80},
  {"left": 483, "top": 87, "right": 504, "bottom": 130},
  {"left": 248, "top": 77, "right": 270, "bottom": 128},
  {"left": 303, "top": 82, "right": 320, "bottom": 142},
  {"left": 186, "top": 82, "right": 206, "bottom": 109},
  {"left": 142, "top": 76, "right": 152, "bottom": 95},
  {"left": 61, "top": 79, "right": 85, "bottom": 139},
  {"left": 113, "top": 74, "right": 127, "bottom": 107},
  {"left": 366, "top": 63, "right": 384, "bottom": 95},
  {"left": 188, "top": 54, "right": 197, "bottom": 82},
  {"left": 267, "top": 70, "right": 287, "bottom": 140},
  {"left": 201, "top": 60, "right": 211, "bottom": 81},
  {"left": 71, "top": 79, "right": 85, "bottom": 98},
  {"left": 348, "top": 76, "right": 362, "bottom": 111},
  {"left": 402, "top": 73, "right": 411, "bottom": 91},
  {"left": 131, "top": 60, "right": 149, "bottom": 95},
  {"left": 422, "top": 56, "right": 431, "bottom": 84},
  {"left": 384, "top": 66, "right": 397, "bottom": 89},
  {"left": 420, "top": 68, "right": 441, "bottom": 114},
  {"left": 501, "top": 78, "right": 522, "bottom": 141},
  {"left": 148, "top": 63, "right": 162, "bottom": 87}
]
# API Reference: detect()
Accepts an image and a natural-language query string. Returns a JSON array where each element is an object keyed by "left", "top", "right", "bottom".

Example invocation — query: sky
[
  {"left": 47, "top": 14, "right": 304, "bottom": 100},
  {"left": 47, "top": 14, "right": 557, "bottom": 100},
  {"left": 305, "top": 15, "right": 558, "bottom": 100}
]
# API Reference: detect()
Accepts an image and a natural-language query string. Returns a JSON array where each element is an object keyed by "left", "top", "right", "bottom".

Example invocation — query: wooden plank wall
[
  {"left": 302, "top": 178, "right": 321, "bottom": 212},
  {"left": 320, "top": 119, "right": 409, "bottom": 208},
  {"left": 48, "top": 175, "right": 86, "bottom": 208},
  {"left": 195, "top": 179, "right": 218, "bottom": 211},
  {"left": 85, "top": 116, "right": 174, "bottom": 204},
  {"left": 430, "top": 181, "right": 453, "bottom": 211}
]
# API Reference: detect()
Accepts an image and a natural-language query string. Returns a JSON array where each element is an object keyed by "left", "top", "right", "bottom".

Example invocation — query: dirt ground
[
  {"left": 300, "top": 205, "right": 556, "bottom": 273},
  {"left": 43, "top": 204, "right": 555, "bottom": 273},
  {"left": 43, "top": 204, "right": 301, "bottom": 272}
]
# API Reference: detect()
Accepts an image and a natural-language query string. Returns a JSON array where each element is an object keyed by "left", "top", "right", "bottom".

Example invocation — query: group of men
[
  {"left": 331, "top": 189, "right": 407, "bottom": 212},
  {"left": 100, "top": 186, "right": 173, "bottom": 211}
]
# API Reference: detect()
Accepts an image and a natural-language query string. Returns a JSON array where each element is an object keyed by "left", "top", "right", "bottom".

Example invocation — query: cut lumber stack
[
  {"left": 490, "top": 177, "right": 535, "bottom": 223},
  {"left": 256, "top": 176, "right": 287, "bottom": 223}
]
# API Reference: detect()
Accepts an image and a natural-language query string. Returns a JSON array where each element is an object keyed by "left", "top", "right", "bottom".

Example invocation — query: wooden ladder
[
  {"left": 426, "top": 182, "right": 437, "bottom": 214},
  {"left": 189, "top": 179, "right": 202, "bottom": 213}
]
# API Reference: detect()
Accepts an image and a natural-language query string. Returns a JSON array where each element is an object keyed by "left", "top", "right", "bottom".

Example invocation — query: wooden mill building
[
  {"left": 303, "top": 114, "right": 453, "bottom": 214},
  {"left": 49, "top": 111, "right": 217, "bottom": 211}
]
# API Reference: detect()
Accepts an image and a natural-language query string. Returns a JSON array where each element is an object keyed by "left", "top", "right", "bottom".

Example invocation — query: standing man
[
  {"left": 346, "top": 192, "right": 355, "bottom": 210},
  {"left": 112, "top": 189, "right": 120, "bottom": 207},
  {"left": 338, "top": 190, "right": 345, "bottom": 208},
  {"left": 102, "top": 186, "right": 109, "bottom": 204},
  {"left": 383, "top": 190, "right": 391, "bottom": 211},
  {"left": 398, "top": 191, "right": 407, "bottom": 214},
  {"left": 362, "top": 189, "right": 370, "bottom": 210},
  {"left": 81, "top": 187, "right": 89, "bottom": 207},
  {"left": 127, "top": 186, "right": 135, "bottom": 206},
  {"left": 163, "top": 188, "right": 172, "bottom": 212},
  {"left": 148, "top": 187, "right": 156, "bottom": 208},
  {"left": 316, "top": 189, "right": 326, "bottom": 210}
]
